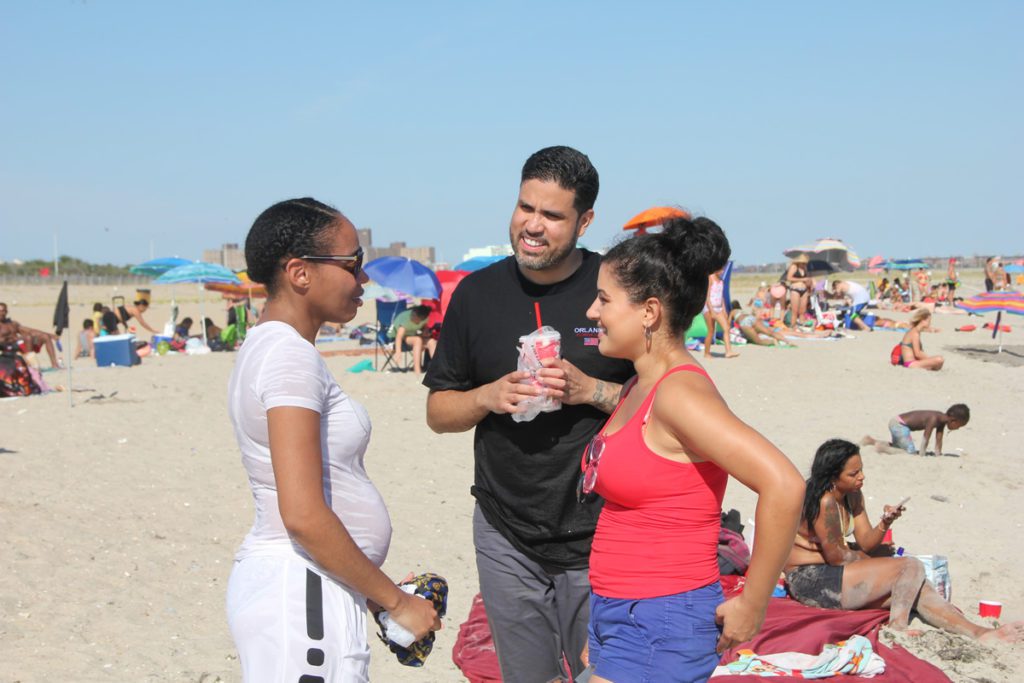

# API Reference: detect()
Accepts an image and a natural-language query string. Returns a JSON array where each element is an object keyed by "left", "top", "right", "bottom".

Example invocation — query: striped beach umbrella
[
  {"left": 956, "top": 291, "right": 1024, "bottom": 352},
  {"left": 784, "top": 238, "right": 861, "bottom": 271}
]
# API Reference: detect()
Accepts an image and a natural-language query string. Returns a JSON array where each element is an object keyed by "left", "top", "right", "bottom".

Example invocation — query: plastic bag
[
  {"left": 511, "top": 326, "right": 561, "bottom": 423},
  {"left": 912, "top": 554, "right": 951, "bottom": 601}
]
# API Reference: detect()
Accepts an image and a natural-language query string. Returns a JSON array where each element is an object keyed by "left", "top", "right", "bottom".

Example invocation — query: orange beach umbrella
[{"left": 622, "top": 206, "right": 691, "bottom": 233}]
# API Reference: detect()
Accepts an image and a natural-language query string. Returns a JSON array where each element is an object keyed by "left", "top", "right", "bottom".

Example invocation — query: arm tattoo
[
  {"left": 591, "top": 380, "right": 622, "bottom": 414},
  {"left": 822, "top": 499, "right": 859, "bottom": 564}
]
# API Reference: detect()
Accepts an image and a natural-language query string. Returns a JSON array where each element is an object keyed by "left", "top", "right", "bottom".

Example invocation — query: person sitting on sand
[
  {"left": 74, "top": 319, "right": 96, "bottom": 359},
  {"left": 899, "top": 309, "right": 943, "bottom": 370},
  {"left": 748, "top": 282, "right": 770, "bottom": 314},
  {"left": 387, "top": 304, "right": 437, "bottom": 374},
  {"left": 785, "top": 438, "right": 1023, "bottom": 643},
  {"left": 0, "top": 302, "right": 61, "bottom": 369},
  {"left": 861, "top": 404, "right": 969, "bottom": 456},
  {"left": 702, "top": 267, "right": 738, "bottom": 359}
]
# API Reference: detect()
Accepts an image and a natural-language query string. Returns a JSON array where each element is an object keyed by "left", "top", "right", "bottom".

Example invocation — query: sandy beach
[{"left": 2, "top": 279, "right": 1022, "bottom": 682}]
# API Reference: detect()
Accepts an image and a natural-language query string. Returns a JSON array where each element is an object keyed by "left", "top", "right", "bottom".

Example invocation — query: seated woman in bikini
[
  {"left": 785, "top": 439, "right": 1023, "bottom": 643},
  {"left": 780, "top": 254, "right": 813, "bottom": 326},
  {"left": 900, "top": 309, "right": 943, "bottom": 370}
]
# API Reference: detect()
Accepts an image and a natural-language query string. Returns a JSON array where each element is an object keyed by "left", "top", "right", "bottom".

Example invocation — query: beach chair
[{"left": 373, "top": 299, "right": 411, "bottom": 372}]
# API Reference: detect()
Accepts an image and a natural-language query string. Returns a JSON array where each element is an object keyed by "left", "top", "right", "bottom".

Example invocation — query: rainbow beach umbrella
[{"left": 956, "top": 291, "right": 1024, "bottom": 353}]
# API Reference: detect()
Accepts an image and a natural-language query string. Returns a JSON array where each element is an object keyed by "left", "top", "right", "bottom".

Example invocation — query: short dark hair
[
  {"left": 803, "top": 439, "right": 861, "bottom": 527},
  {"left": 180, "top": 317, "right": 193, "bottom": 328},
  {"left": 602, "top": 215, "right": 731, "bottom": 337},
  {"left": 521, "top": 146, "right": 599, "bottom": 215},
  {"left": 93, "top": 302, "right": 104, "bottom": 312},
  {"left": 83, "top": 319, "right": 94, "bottom": 329},
  {"left": 410, "top": 305, "right": 432, "bottom": 318},
  {"left": 245, "top": 198, "right": 343, "bottom": 296},
  {"left": 947, "top": 404, "right": 970, "bottom": 423}
]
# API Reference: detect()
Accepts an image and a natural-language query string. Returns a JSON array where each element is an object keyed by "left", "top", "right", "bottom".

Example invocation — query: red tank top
[{"left": 587, "top": 364, "right": 728, "bottom": 599}]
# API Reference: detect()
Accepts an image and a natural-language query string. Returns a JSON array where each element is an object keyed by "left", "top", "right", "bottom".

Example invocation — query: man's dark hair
[
  {"left": 947, "top": 404, "right": 970, "bottom": 423},
  {"left": 521, "top": 146, "right": 599, "bottom": 215},
  {"left": 83, "top": 319, "right": 94, "bottom": 329},
  {"left": 93, "top": 302, "right": 104, "bottom": 312},
  {"left": 410, "top": 305, "right": 432, "bottom": 318}
]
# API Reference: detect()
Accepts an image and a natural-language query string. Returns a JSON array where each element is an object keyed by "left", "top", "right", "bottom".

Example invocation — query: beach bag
[
  {"left": 889, "top": 344, "right": 902, "bottom": 366},
  {"left": 912, "top": 554, "right": 952, "bottom": 601},
  {"left": 718, "top": 527, "right": 751, "bottom": 575}
]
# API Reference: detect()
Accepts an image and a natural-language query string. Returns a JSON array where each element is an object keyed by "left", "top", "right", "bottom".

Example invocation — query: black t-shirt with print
[{"left": 423, "top": 250, "right": 634, "bottom": 569}]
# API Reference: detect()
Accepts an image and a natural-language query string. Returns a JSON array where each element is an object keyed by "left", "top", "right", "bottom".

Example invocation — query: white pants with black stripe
[{"left": 227, "top": 554, "right": 370, "bottom": 682}]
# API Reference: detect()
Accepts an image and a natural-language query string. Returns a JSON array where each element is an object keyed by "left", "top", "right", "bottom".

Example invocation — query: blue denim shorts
[
  {"left": 588, "top": 582, "right": 724, "bottom": 683},
  {"left": 888, "top": 417, "right": 917, "bottom": 454}
]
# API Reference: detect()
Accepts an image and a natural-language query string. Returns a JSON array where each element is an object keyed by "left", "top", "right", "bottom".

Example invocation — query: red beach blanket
[
  {"left": 714, "top": 576, "right": 949, "bottom": 681},
  {"left": 452, "top": 578, "right": 950, "bottom": 683}
]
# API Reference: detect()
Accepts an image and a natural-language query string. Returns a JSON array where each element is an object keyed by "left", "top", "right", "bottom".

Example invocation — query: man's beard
[{"left": 512, "top": 231, "right": 579, "bottom": 272}]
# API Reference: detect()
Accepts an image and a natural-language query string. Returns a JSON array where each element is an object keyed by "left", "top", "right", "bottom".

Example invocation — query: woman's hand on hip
[{"left": 715, "top": 594, "right": 766, "bottom": 654}]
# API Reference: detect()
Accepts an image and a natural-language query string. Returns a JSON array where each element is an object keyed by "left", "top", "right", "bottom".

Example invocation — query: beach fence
[{"left": 0, "top": 274, "right": 154, "bottom": 287}]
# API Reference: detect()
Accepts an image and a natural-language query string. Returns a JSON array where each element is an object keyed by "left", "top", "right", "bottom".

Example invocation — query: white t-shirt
[
  {"left": 844, "top": 281, "right": 870, "bottom": 307},
  {"left": 228, "top": 321, "right": 392, "bottom": 568}
]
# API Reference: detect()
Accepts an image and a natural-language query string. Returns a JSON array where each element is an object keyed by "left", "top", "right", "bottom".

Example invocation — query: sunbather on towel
[{"left": 784, "top": 439, "right": 1023, "bottom": 643}]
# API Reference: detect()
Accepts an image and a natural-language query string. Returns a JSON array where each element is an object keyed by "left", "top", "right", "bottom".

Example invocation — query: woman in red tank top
[{"left": 578, "top": 214, "right": 805, "bottom": 683}]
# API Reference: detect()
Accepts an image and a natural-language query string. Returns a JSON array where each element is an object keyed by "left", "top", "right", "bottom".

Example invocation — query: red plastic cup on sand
[
  {"left": 979, "top": 600, "right": 1002, "bottom": 618},
  {"left": 882, "top": 528, "right": 893, "bottom": 544}
]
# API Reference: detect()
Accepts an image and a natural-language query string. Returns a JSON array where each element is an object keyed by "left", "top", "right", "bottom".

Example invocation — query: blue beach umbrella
[
  {"left": 154, "top": 262, "right": 241, "bottom": 285},
  {"left": 363, "top": 256, "right": 441, "bottom": 299},
  {"left": 881, "top": 259, "right": 929, "bottom": 271},
  {"left": 129, "top": 257, "right": 192, "bottom": 277},
  {"left": 155, "top": 263, "right": 241, "bottom": 347},
  {"left": 455, "top": 255, "right": 506, "bottom": 272}
]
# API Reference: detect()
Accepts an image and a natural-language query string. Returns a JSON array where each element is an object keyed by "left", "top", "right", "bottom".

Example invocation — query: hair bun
[{"left": 661, "top": 216, "right": 731, "bottom": 278}]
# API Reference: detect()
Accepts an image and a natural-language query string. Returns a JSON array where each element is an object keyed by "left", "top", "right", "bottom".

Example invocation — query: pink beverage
[
  {"left": 533, "top": 330, "right": 561, "bottom": 361},
  {"left": 512, "top": 327, "right": 562, "bottom": 422},
  {"left": 882, "top": 529, "right": 893, "bottom": 544}
]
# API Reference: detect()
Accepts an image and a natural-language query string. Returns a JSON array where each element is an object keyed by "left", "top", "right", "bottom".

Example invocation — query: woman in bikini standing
[
  {"left": 900, "top": 308, "right": 944, "bottom": 370},
  {"left": 785, "top": 439, "right": 1023, "bottom": 643},
  {"left": 781, "top": 254, "right": 813, "bottom": 326}
]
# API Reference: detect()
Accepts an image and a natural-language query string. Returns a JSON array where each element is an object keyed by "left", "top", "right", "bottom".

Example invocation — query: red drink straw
[{"left": 534, "top": 301, "right": 542, "bottom": 329}]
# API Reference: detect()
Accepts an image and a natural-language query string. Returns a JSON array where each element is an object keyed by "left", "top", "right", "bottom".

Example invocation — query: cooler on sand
[{"left": 94, "top": 334, "right": 140, "bottom": 367}]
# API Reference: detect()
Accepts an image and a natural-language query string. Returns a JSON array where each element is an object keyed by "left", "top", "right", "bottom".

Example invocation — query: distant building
[
  {"left": 462, "top": 244, "right": 513, "bottom": 262},
  {"left": 357, "top": 228, "right": 437, "bottom": 265},
  {"left": 202, "top": 243, "right": 246, "bottom": 271}
]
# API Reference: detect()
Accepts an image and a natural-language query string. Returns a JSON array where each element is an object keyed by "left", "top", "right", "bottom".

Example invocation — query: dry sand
[{"left": 1, "top": 281, "right": 1022, "bottom": 682}]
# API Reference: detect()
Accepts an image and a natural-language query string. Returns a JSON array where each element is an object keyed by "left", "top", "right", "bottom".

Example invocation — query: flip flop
[{"left": 955, "top": 325, "right": 976, "bottom": 332}]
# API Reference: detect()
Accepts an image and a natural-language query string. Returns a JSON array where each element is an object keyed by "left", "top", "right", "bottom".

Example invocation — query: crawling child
[{"left": 861, "top": 404, "right": 969, "bottom": 456}]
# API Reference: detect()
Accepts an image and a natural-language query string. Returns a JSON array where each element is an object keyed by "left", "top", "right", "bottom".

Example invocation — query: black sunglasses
[{"left": 299, "top": 247, "right": 364, "bottom": 278}]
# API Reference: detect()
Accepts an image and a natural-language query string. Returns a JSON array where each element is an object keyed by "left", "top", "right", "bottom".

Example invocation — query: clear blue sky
[{"left": 2, "top": 1, "right": 1021, "bottom": 267}]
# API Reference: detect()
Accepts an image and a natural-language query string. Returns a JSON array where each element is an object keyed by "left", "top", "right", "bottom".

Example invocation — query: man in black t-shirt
[{"left": 424, "top": 146, "right": 634, "bottom": 682}]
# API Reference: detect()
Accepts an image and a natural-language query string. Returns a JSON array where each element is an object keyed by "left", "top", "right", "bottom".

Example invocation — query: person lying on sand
[
  {"left": 861, "top": 404, "right": 969, "bottom": 456},
  {"left": 785, "top": 439, "right": 1023, "bottom": 644}
]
